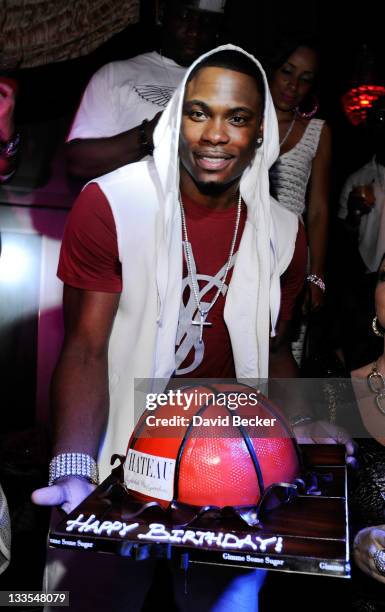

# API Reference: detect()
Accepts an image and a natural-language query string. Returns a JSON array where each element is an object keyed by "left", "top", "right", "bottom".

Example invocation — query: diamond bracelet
[
  {"left": 48, "top": 453, "right": 99, "bottom": 486},
  {"left": 306, "top": 274, "right": 326, "bottom": 293}
]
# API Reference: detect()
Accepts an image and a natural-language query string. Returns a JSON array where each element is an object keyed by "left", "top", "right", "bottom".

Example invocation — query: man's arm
[
  {"left": 32, "top": 285, "right": 120, "bottom": 512},
  {"left": 65, "top": 62, "right": 162, "bottom": 179},
  {"left": 52, "top": 285, "right": 119, "bottom": 455},
  {"left": 66, "top": 111, "right": 161, "bottom": 179}
]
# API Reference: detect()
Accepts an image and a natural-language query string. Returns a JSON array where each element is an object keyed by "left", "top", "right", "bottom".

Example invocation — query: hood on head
[
  {"left": 153, "top": 44, "right": 279, "bottom": 200},
  {"left": 150, "top": 45, "right": 296, "bottom": 379}
]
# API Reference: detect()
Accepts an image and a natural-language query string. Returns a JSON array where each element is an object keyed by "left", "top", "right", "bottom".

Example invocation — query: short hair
[
  {"left": 187, "top": 50, "right": 265, "bottom": 108},
  {"left": 263, "top": 32, "right": 321, "bottom": 79}
]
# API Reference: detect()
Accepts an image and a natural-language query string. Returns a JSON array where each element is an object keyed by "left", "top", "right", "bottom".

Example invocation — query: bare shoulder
[
  {"left": 319, "top": 121, "right": 331, "bottom": 138},
  {"left": 351, "top": 362, "right": 374, "bottom": 379},
  {"left": 313, "top": 121, "right": 331, "bottom": 161}
]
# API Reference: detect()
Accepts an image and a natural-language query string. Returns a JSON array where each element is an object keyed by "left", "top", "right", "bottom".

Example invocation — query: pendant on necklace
[{"left": 192, "top": 311, "right": 212, "bottom": 343}]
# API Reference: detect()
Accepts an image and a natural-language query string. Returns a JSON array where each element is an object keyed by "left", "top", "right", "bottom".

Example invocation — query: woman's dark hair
[
  {"left": 263, "top": 32, "right": 321, "bottom": 79},
  {"left": 187, "top": 50, "right": 265, "bottom": 108}
]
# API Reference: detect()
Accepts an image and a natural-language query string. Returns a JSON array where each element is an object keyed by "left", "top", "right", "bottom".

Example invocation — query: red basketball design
[{"left": 124, "top": 383, "right": 300, "bottom": 509}]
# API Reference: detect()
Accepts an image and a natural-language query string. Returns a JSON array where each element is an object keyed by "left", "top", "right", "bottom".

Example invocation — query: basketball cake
[{"left": 124, "top": 383, "right": 301, "bottom": 513}]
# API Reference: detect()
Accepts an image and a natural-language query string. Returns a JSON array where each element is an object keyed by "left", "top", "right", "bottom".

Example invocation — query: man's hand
[
  {"left": 0, "top": 81, "right": 15, "bottom": 142},
  {"left": 31, "top": 476, "right": 95, "bottom": 514},
  {"left": 66, "top": 110, "right": 163, "bottom": 179},
  {"left": 353, "top": 526, "right": 385, "bottom": 584},
  {"left": 293, "top": 419, "right": 357, "bottom": 466},
  {"left": 146, "top": 110, "right": 163, "bottom": 146}
]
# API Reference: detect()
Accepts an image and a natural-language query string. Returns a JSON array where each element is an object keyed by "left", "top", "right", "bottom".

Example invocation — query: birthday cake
[
  {"left": 49, "top": 383, "right": 350, "bottom": 578},
  {"left": 124, "top": 382, "right": 301, "bottom": 516}
]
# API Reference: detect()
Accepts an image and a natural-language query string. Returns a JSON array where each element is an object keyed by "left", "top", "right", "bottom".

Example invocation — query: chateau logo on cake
[{"left": 124, "top": 449, "right": 176, "bottom": 502}]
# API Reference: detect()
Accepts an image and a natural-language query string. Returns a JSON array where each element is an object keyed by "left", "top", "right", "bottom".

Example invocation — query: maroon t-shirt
[
  {"left": 174, "top": 192, "right": 247, "bottom": 378},
  {"left": 58, "top": 184, "right": 306, "bottom": 377}
]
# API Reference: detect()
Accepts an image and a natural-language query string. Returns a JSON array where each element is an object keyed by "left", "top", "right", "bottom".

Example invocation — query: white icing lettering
[
  {"left": 97, "top": 521, "right": 113, "bottom": 535},
  {"left": 119, "top": 523, "right": 139, "bottom": 537},
  {"left": 255, "top": 536, "right": 278, "bottom": 552},
  {"left": 275, "top": 537, "right": 283, "bottom": 553},
  {"left": 202, "top": 532, "right": 223, "bottom": 546},
  {"left": 169, "top": 530, "right": 185, "bottom": 544},
  {"left": 66, "top": 514, "right": 96, "bottom": 532},
  {"left": 237, "top": 534, "right": 258, "bottom": 551},
  {"left": 221, "top": 533, "right": 243, "bottom": 549},
  {"left": 137, "top": 523, "right": 171, "bottom": 541},
  {"left": 65, "top": 517, "right": 285, "bottom": 555},
  {"left": 194, "top": 531, "right": 207, "bottom": 546},
  {"left": 66, "top": 514, "right": 138, "bottom": 538},
  {"left": 181, "top": 530, "right": 201, "bottom": 546}
]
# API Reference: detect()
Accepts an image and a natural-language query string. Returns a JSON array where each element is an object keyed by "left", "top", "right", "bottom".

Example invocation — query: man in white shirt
[
  {"left": 337, "top": 96, "right": 385, "bottom": 367},
  {"left": 66, "top": 0, "right": 225, "bottom": 179},
  {"left": 338, "top": 96, "right": 385, "bottom": 274}
]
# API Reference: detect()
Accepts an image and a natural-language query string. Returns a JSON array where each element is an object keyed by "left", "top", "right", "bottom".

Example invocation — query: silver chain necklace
[
  {"left": 367, "top": 360, "right": 385, "bottom": 415},
  {"left": 179, "top": 191, "right": 242, "bottom": 343},
  {"left": 279, "top": 114, "right": 296, "bottom": 148}
]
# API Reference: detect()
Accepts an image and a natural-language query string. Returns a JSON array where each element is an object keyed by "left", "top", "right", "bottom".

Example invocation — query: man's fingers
[
  {"left": 31, "top": 485, "right": 66, "bottom": 507},
  {"left": 346, "top": 455, "right": 358, "bottom": 469},
  {"left": 371, "top": 527, "right": 385, "bottom": 549},
  {"left": 344, "top": 439, "right": 356, "bottom": 456}
]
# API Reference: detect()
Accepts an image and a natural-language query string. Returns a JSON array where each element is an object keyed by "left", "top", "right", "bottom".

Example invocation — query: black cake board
[{"left": 49, "top": 445, "right": 350, "bottom": 578}]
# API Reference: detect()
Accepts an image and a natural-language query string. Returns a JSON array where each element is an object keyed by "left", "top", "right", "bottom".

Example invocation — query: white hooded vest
[{"left": 92, "top": 45, "right": 298, "bottom": 480}]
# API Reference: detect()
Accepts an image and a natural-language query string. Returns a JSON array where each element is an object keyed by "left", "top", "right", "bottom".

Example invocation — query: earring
[
  {"left": 295, "top": 94, "right": 319, "bottom": 119},
  {"left": 372, "top": 316, "right": 385, "bottom": 337},
  {"left": 256, "top": 136, "right": 263, "bottom": 146}
]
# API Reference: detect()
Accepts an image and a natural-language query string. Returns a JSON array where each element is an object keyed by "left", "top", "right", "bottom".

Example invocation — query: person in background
[
  {"left": 339, "top": 95, "right": 385, "bottom": 267},
  {"left": 337, "top": 96, "right": 385, "bottom": 369},
  {"left": 65, "top": 0, "right": 225, "bottom": 180},
  {"left": 0, "top": 484, "right": 11, "bottom": 576},
  {"left": 266, "top": 33, "right": 331, "bottom": 371},
  {"left": 349, "top": 253, "right": 385, "bottom": 610},
  {"left": 0, "top": 77, "right": 19, "bottom": 183}
]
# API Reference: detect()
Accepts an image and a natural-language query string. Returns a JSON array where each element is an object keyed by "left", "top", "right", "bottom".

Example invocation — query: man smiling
[{"left": 33, "top": 46, "right": 298, "bottom": 610}]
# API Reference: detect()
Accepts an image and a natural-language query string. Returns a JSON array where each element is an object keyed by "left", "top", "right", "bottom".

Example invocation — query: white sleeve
[{"left": 67, "top": 64, "right": 120, "bottom": 141}]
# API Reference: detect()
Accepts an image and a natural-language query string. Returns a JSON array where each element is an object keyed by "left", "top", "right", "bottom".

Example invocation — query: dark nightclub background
[{"left": 8, "top": 0, "right": 385, "bottom": 195}]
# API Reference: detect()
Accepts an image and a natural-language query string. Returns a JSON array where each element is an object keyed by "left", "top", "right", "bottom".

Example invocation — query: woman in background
[
  {"left": 267, "top": 34, "right": 331, "bottom": 371},
  {"left": 350, "top": 254, "right": 385, "bottom": 610}
]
